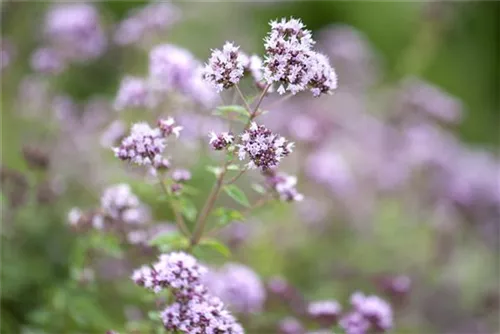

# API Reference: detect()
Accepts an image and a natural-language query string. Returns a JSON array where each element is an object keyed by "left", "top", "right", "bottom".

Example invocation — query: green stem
[
  {"left": 156, "top": 174, "right": 190, "bottom": 237},
  {"left": 224, "top": 167, "right": 248, "bottom": 185},
  {"left": 235, "top": 84, "right": 253, "bottom": 115},
  {"left": 189, "top": 159, "right": 232, "bottom": 249}
]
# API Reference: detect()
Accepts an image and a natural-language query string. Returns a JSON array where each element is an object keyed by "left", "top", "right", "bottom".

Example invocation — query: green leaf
[
  {"left": 198, "top": 238, "right": 231, "bottom": 258},
  {"left": 179, "top": 197, "right": 198, "bottom": 222},
  {"left": 213, "top": 105, "right": 250, "bottom": 123},
  {"left": 251, "top": 183, "right": 267, "bottom": 194},
  {"left": 148, "top": 231, "right": 188, "bottom": 252},
  {"left": 223, "top": 185, "right": 250, "bottom": 207},
  {"left": 215, "top": 105, "right": 249, "bottom": 117},
  {"left": 213, "top": 207, "right": 245, "bottom": 227}
]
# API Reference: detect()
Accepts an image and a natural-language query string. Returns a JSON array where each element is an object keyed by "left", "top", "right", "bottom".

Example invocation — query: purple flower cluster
[
  {"left": 132, "top": 252, "right": 206, "bottom": 295},
  {"left": 340, "top": 292, "right": 393, "bottom": 334},
  {"left": 132, "top": 252, "right": 243, "bottom": 333},
  {"left": 114, "top": 119, "right": 180, "bottom": 167},
  {"left": 241, "top": 53, "right": 266, "bottom": 89},
  {"left": 161, "top": 295, "right": 244, "bottom": 334},
  {"left": 114, "top": 2, "right": 181, "bottom": 46},
  {"left": 158, "top": 117, "right": 183, "bottom": 138},
  {"left": 100, "top": 183, "right": 144, "bottom": 225},
  {"left": 263, "top": 18, "right": 337, "bottom": 96},
  {"left": 209, "top": 131, "right": 234, "bottom": 151},
  {"left": 114, "top": 76, "right": 157, "bottom": 111},
  {"left": 238, "top": 122, "right": 294, "bottom": 171},
  {"left": 147, "top": 44, "right": 218, "bottom": 107},
  {"left": 204, "top": 263, "right": 266, "bottom": 314},
  {"left": 43, "top": 4, "right": 106, "bottom": 62},
  {"left": 67, "top": 183, "right": 149, "bottom": 233},
  {"left": 149, "top": 44, "right": 198, "bottom": 92},
  {"left": 203, "top": 42, "right": 246, "bottom": 92},
  {"left": 264, "top": 171, "right": 303, "bottom": 202}
]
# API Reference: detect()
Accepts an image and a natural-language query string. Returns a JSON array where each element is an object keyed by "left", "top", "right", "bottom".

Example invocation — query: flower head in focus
[
  {"left": 308, "top": 52, "right": 338, "bottom": 96},
  {"left": 114, "top": 122, "right": 166, "bottom": 167},
  {"left": 161, "top": 296, "right": 244, "bottom": 334},
  {"left": 263, "top": 17, "right": 337, "bottom": 96},
  {"left": 238, "top": 122, "right": 294, "bottom": 171},
  {"left": 158, "top": 117, "right": 183, "bottom": 138},
  {"left": 203, "top": 42, "right": 246, "bottom": 92},
  {"left": 132, "top": 252, "right": 244, "bottom": 333},
  {"left": 209, "top": 131, "right": 234, "bottom": 151}
]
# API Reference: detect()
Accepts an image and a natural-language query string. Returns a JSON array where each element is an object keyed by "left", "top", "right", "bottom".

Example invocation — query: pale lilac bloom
[
  {"left": 349, "top": 292, "right": 393, "bottom": 332},
  {"left": 30, "top": 47, "right": 66, "bottom": 74},
  {"left": 100, "top": 120, "right": 127, "bottom": 148},
  {"left": 171, "top": 169, "right": 191, "bottom": 182},
  {"left": 44, "top": 3, "right": 106, "bottom": 61},
  {"left": 114, "top": 2, "right": 180, "bottom": 46},
  {"left": 316, "top": 25, "right": 380, "bottom": 89},
  {"left": 340, "top": 311, "right": 370, "bottom": 334},
  {"left": 399, "top": 78, "right": 463, "bottom": 125},
  {"left": 307, "top": 300, "right": 342, "bottom": 325},
  {"left": 149, "top": 44, "right": 198, "bottom": 92},
  {"left": 100, "top": 183, "right": 146, "bottom": 225},
  {"left": 205, "top": 263, "right": 266, "bottom": 314},
  {"left": 114, "top": 76, "right": 157, "bottom": 111},
  {"left": 265, "top": 171, "right": 303, "bottom": 202},
  {"left": 278, "top": 317, "right": 304, "bottom": 334}
]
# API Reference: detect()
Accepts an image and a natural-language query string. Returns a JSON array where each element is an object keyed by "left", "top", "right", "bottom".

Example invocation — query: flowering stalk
[{"left": 190, "top": 84, "right": 270, "bottom": 249}]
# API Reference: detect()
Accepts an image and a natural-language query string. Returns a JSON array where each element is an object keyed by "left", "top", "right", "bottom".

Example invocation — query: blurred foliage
[{"left": 1, "top": 1, "right": 499, "bottom": 334}]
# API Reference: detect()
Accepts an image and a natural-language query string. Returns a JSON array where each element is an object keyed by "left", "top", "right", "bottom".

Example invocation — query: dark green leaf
[{"left": 223, "top": 185, "right": 250, "bottom": 207}]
